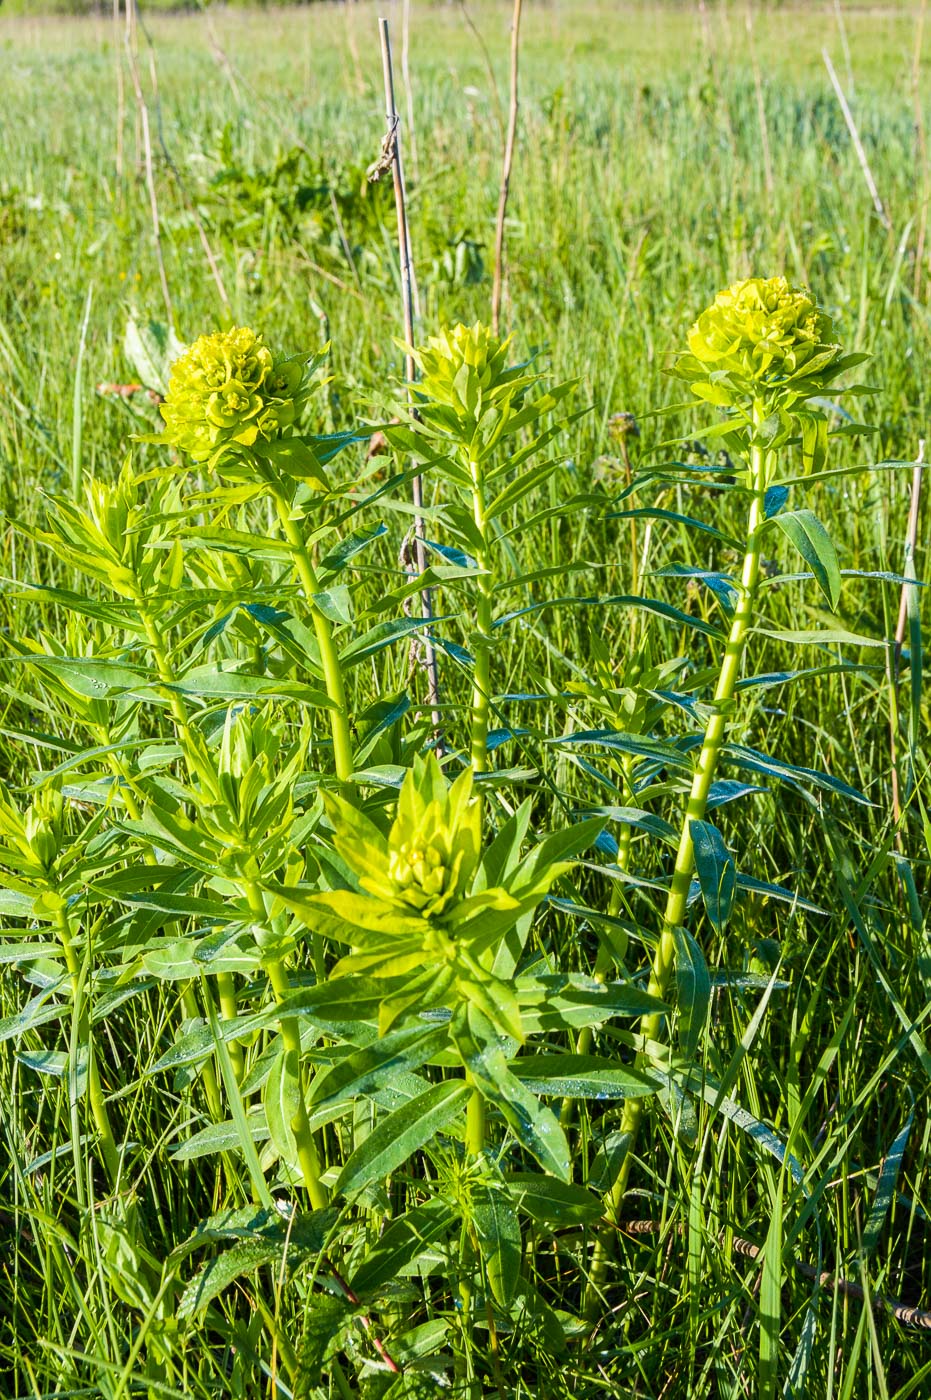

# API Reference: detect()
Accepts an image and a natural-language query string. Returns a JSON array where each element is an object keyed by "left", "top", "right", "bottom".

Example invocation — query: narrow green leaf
[
  {"left": 471, "top": 1173, "right": 522, "bottom": 1306},
  {"left": 773, "top": 509, "right": 841, "bottom": 609},
  {"left": 349, "top": 1198, "right": 455, "bottom": 1298},
  {"left": 335, "top": 1080, "right": 469, "bottom": 1195},
  {"left": 674, "top": 927, "right": 712, "bottom": 1061},
  {"left": 690, "top": 818, "right": 736, "bottom": 932},
  {"left": 514, "top": 1053, "right": 658, "bottom": 1099}
]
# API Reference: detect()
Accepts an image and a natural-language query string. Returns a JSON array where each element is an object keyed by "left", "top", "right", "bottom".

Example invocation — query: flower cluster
[
  {"left": 158, "top": 327, "right": 308, "bottom": 465},
  {"left": 684, "top": 277, "right": 843, "bottom": 394},
  {"left": 334, "top": 755, "right": 481, "bottom": 921}
]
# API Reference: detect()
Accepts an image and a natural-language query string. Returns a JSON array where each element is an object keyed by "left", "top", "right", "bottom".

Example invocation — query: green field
[{"left": 1, "top": 2, "right": 930, "bottom": 1397}]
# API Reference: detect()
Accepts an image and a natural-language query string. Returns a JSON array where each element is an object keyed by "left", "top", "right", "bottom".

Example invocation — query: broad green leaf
[
  {"left": 340, "top": 616, "right": 450, "bottom": 668},
  {"left": 517, "top": 973, "right": 665, "bottom": 1034},
  {"left": 506, "top": 1173, "right": 603, "bottom": 1224},
  {"left": 674, "top": 927, "right": 711, "bottom": 1061},
  {"left": 306, "top": 1022, "right": 446, "bottom": 1111},
  {"left": 142, "top": 938, "right": 261, "bottom": 980},
  {"left": 471, "top": 1173, "right": 522, "bottom": 1306},
  {"left": 170, "top": 1111, "right": 270, "bottom": 1162},
  {"left": 349, "top": 1198, "right": 455, "bottom": 1298},
  {"left": 150, "top": 1022, "right": 214, "bottom": 1074},
  {"left": 690, "top": 819, "right": 736, "bottom": 933},
  {"left": 456, "top": 1008, "right": 571, "bottom": 1181},
  {"left": 335, "top": 1080, "right": 469, "bottom": 1195},
  {"left": 178, "top": 1238, "right": 286, "bottom": 1320},
  {"left": 772, "top": 509, "right": 841, "bottom": 609},
  {"left": 725, "top": 742, "right": 870, "bottom": 806},
  {"left": 263, "top": 1046, "right": 302, "bottom": 1172},
  {"left": 514, "top": 1053, "right": 659, "bottom": 1099}
]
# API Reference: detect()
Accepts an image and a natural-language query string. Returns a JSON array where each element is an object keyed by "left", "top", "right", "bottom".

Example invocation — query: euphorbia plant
[
  {"left": 591, "top": 277, "right": 867, "bottom": 1274},
  {"left": 388, "top": 321, "right": 583, "bottom": 773}
]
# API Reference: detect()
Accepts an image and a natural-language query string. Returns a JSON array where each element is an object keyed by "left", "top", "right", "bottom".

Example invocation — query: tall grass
[{"left": 0, "top": 3, "right": 929, "bottom": 1397}]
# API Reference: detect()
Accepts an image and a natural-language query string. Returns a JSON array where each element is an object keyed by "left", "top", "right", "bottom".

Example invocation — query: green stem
[
  {"left": 466, "top": 1082, "right": 485, "bottom": 1159},
  {"left": 587, "top": 436, "right": 769, "bottom": 1305},
  {"left": 56, "top": 904, "right": 121, "bottom": 1188},
  {"left": 134, "top": 599, "right": 245, "bottom": 1081},
  {"left": 243, "top": 880, "right": 328, "bottom": 1211},
  {"left": 469, "top": 459, "right": 494, "bottom": 775},
  {"left": 270, "top": 488, "right": 354, "bottom": 786}
]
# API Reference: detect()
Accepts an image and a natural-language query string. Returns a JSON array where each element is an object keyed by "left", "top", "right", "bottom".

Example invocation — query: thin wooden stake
[
  {"left": 124, "top": 0, "right": 174, "bottom": 327},
  {"left": 912, "top": 0, "right": 928, "bottom": 300},
  {"left": 492, "top": 0, "right": 523, "bottom": 337},
  {"left": 889, "top": 442, "right": 924, "bottom": 832},
  {"left": 377, "top": 17, "right": 442, "bottom": 733},
  {"left": 823, "top": 48, "right": 892, "bottom": 231}
]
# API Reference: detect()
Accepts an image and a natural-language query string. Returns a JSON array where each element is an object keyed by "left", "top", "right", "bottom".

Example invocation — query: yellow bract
[
  {"left": 159, "top": 326, "right": 306, "bottom": 463},
  {"left": 687, "top": 276, "right": 840, "bottom": 387}
]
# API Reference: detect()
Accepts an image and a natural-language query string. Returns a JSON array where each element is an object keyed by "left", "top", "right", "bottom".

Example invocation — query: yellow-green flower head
[
  {"left": 410, "top": 321, "right": 539, "bottom": 429},
  {"left": 686, "top": 277, "right": 841, "bottom": 390},
  {"left": 24, "top": 787, "right": 64, "bottom": 871},
  {"left": 326, "top": 755, "right": 482, "bottom": 922},
  {"left": 159, "top": 327, "right": 307, "bottom": 464},
  {"left": 377, "top": 758, "right": 481, "bottom": 918}
]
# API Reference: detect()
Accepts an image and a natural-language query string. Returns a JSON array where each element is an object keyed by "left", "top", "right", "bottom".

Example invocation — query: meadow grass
[{"left": 1, "top": 2, "right": 930, "bottom": 1397}]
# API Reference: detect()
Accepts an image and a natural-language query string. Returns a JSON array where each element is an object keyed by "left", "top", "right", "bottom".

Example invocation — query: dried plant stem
[
  {"left": 587, "top": 437, "right": 770, "bottom": 1307},
  {"left": 491, "top": 0, "right": 523, "bottom": 337},
  {"left": 124, "top": 0, "right": 173, "bottom": 326},
  {"left": 378, "top": 16, "right": 442, "bottom": 733},
  {"left": 913, "top": 0, "right": 928, "bottom": 299},
  {"left": 833, "top": 0, "right": 855, "bottom": 96},
  {"left": 889, "top": 443, "right": 924, "bottom": 831},
  {"left": 823, "top": 48, "right": 892, "bottom": 231}
]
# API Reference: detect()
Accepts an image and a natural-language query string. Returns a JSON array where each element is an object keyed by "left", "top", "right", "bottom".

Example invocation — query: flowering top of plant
[
  {"left": 676, "top": 276, "right": 863, "bottom": 413},
  {"left": 158, "top": 327, "right": 309, "bottom": 465},
  {"left": 378, "top": 760, "right": 481, "bottom": 918},
  {"left": 413, "top": 322, "right": 521, "bottom": 412},
  {"left": 325, "top": 755, "right": 481, "bottom": 922},
  {"left": 286, "top": 756, "right": 602, "bottom": 1039},
  {"left": 394, "top": 320, "right": 575, "bottom": 470}
]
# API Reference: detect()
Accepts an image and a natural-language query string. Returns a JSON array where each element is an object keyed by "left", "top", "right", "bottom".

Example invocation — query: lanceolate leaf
[
  {"left": 772, "top": 509, "right": 841, "bottom": 609},
  {"left": 455, "top": 1007, "right": 571, "bottom": 1181},
  {"left": 690, "top": 818, "right": 736, "bottom": 932},
  {"left": 471, "top": 1172, "right": 522, "bottom": 1306},
  {"left": 335, "top": 1080, "right": 469, "bottom": 1195},
  {"left": 514, "top": 1053, "right": 659, "bottom": 1100},
  {"left": 674, "top": 927, "right": 712, "bottom": 1061},
  {"left": 349, "top": 1198, "right": 455, "bottom": 1298}
]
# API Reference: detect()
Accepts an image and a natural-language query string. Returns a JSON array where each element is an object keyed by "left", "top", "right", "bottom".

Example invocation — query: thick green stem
[
  {"left": 270, "top": 489, "right": 354, "bottom": 786},
  {"left": 469, "top": 460, "right": 494, "bottom": 775},
  {"left": 244, "top": 880, "right": 328, "bottom": 1211},
  {"left": 587, "top": 437, "right": 769, "bottom": 1306},
  {"left": 56, "top": 905, "right": 121, "bottom": 1188}
]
